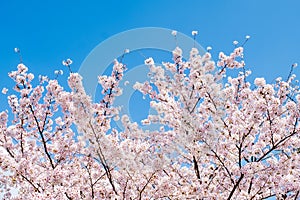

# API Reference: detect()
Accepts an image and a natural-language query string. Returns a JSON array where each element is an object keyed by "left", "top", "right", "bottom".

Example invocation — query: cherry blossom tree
[{"left": 0, "top": 36, "right": 300, "bottom": 199}]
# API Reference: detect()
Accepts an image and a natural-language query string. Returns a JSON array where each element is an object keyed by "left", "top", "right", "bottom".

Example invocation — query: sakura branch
[{"left": 0, "top": 35, "right": 300, "bottom": 199}]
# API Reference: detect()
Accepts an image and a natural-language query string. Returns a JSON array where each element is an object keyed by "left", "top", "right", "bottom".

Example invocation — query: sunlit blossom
[
  {"left": 254, "top": 77, "right": 266, "bottom": 86},
  {"left": 1, "top": 88, "right": 8, "bottom": 94},
  {"left": 192, "top": 30, "right": 198, "bottom": 36},
  {"left": 14, "top": 47, "right": 20, "bottom": 53},
  {"left": 292, "top": 63, "right": 298, "bottom": 68},
  {"left": 145, "top": 57, "right": 154, "bottom": 65},
  {"left": 1, "top": 44, "right": 299, "bottom": 200},
  {"left": 62, "top": 58, "right": 73, "bottom": 66}
]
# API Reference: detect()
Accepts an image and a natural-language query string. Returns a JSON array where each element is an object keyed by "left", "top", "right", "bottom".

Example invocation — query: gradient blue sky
[{"left": 0, "top": 0, "right": 299, "bottom": 107}]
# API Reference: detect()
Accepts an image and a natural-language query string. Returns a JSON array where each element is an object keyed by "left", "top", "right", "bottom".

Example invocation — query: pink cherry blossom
[
  {"left": 0, "top": 42, "right": 299, "bottom": 200},
  {"left": 1, "top": 88, "right": 8, "bottom": 94}
]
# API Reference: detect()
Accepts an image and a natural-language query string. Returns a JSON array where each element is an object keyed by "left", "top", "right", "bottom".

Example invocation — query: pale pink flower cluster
[
  {"left": 171, "top": 30, "right": 177, "bottom": 36},
  {"left": 0, "top": 44, "right": 300, "bottom": 199},
  {"left": 2, "top": 88, "right": 8, "bottom": 94},
  {"left": 144, "top": 57, "right": 154, "bottom": 65},
  {"left": 218, "top": 47, "right": 245, "bottom": 70},
  {"left": 191, "top": 30, "right": 198, "bottom": 36},
  {"left": 172, "top": 47, "right": 183, "bottom": 65},
  {"left": 62, "top": 58, "right": 72, "bottom": 66},
  {"left": 254, "top": 77, "right": 266, "bottom": 87}
]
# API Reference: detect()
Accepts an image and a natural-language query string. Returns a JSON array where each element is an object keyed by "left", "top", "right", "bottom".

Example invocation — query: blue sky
[{"left": 0, "top": 0, "right": 300, "bottom": 112}]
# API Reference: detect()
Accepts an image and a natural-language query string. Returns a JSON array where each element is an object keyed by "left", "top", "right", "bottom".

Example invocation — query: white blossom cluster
[{"left": 0, "top": 41, "right": 300, "bottom": 199}]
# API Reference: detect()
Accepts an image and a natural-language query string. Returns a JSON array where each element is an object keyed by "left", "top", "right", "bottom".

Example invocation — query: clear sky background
[{"left": 0, "top": 0, "right": 299, "bottom": 110}]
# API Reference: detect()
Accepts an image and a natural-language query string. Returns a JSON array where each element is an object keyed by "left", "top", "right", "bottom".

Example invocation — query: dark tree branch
[
  {"left": 227, "top": 173, "right": 244, "bottom": 200},
  {"left": 29, "top": 105, "right": 55, "bottom": 169},
  {"left": 193, "top": 155, "right": 201, "bottom": 180}
]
